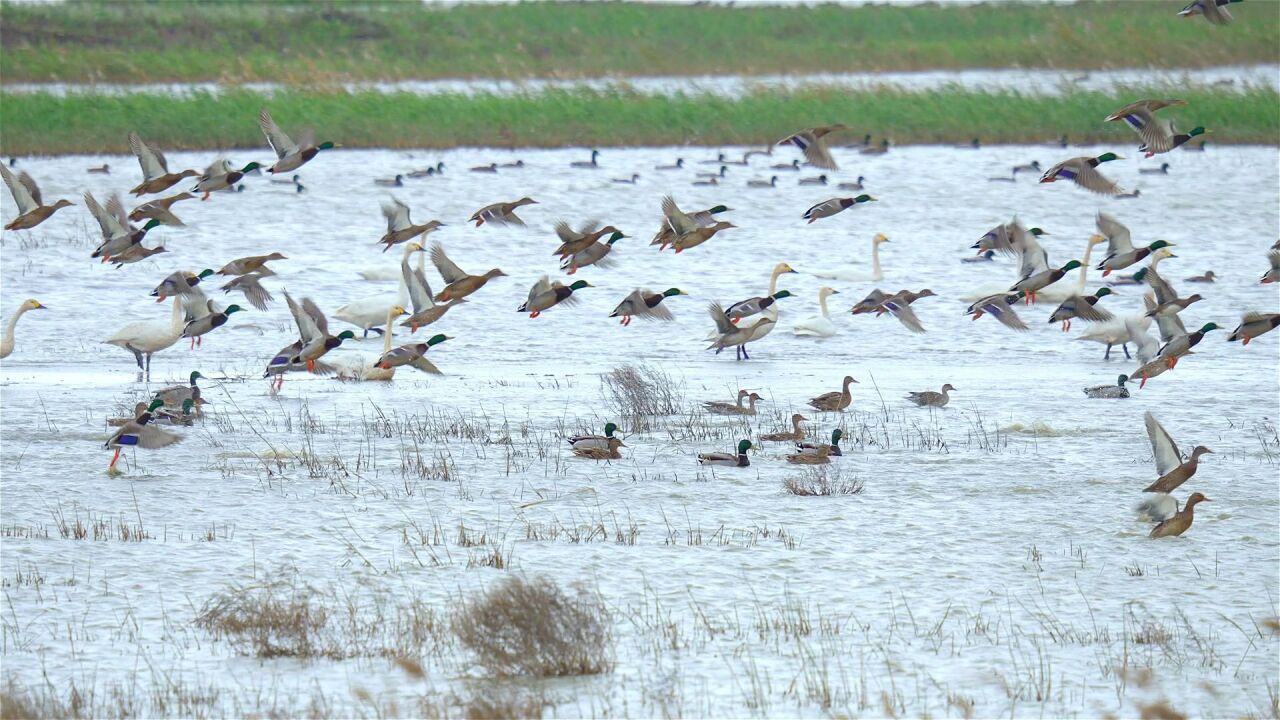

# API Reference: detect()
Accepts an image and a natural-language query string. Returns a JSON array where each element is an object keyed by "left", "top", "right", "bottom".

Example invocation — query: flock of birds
[{"left": 1, "top": 21, "right": 1276, "bottom": 538}]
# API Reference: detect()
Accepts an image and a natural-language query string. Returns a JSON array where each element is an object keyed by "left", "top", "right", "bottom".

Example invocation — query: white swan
[
  {"left": 104, "top": 296, "right": 191, "bottom": 372},
  {"left": 811, "top": 233, "right": 888, "bottom": 282},
  {"left": 792, "top": 287, "right": 840, "bottom": 337},
  {"left": 0, "top": 299, "right": 47, "bottom": 359},
  {"left": 334, "top": 305, "right": 409, "bottom": 381},
  {"left": 333, "top": 244, "right": 419, "bottom": 336}
]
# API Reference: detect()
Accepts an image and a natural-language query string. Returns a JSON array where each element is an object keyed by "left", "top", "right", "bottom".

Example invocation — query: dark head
[
  {"left": 941, "top": 383, "right": 956, "bottom": 393},
  {"left": 982, "top": 250, "right": 995, "bottom": 260},
  {"left": 181, "top": 398, "right": 195, "bottom": 415},
  {"left": 1190, "top": 445, "right": 1213, "bottom": 458},
  {"left": 146, "top": 398, "right": 166, "bottom": 414},
  {"left": 189, "top": 371, "right": 204, "bottom": 384},
  {"left": 569, "top": 280, "right": 592, "bottom": 291},
  {"left": 856, "top": 175, "right": 866, "bottom": 183},
  {"left": 1133, "top": 267, "right": 1149, "bottom": 282},
  {"left": 606, "top": 231, "right": 625, "bottom": 245},
  {"left": 604, "top": 422, "right": 618, "bottom": 437},
  {"left": 1117, "top": 374, "right": 1129, "bottom": 386},
  {"left": 842, "top": 375, "right": 859, "bottom": 386},
  {"left": 394, "top": 174, "right": 404, "bottom": 182},
  {"left": 1095, "top": 152, "right": 1121, "bottom": 163},
  {"left": 708, "top": 204, "right": 730, "bottom": 214},
  {"left": 224, "top": 304, "right": 243, "bottom": 315},
  {"left": 1061, "top": 260, "right": 1083, "bottom": 271},
  {"left": 913, "top": 289, "right": 937, "bottom": 299},
  {"left": 855, "top": 194, "right": 876, "bottom": 203},
  {"left": 1149, "top": 240, "right": 1173, "bottom": 251},
  {"left": 1188, "top": 127, "right": 1208, "bottom": 138},
  {"left": 53, "top": 199, "right": 75, "bottom": 209},
  {"left": 426, "top": 333, "right": 450, "bottom": 347},
  {"left": 197, "top": 269, "right": 215, "bottom": 280},
  {"left": 662, "top": 288, "right": 687, "bottom": 297},
  {"left": 830, "top": 429, "right": 843, "bottom": 445},
  {"left": 1029, "top": 227, "right": 1049, "bottom": 237},
  {"left": 143, "top": 219, "right": 162, "bottom": 231},
  {"left": 736, "top": 439, "right": 752, "bottom": 454},
  {"left": 336, "top": 330, "right": 356, "bottom": 341},
  {"left": 590, "top": 150, "right": 600, "bottom": 160},
  {"left": 240, "top": 161, "right": 263, "bottom": 173},
  {"left": 772, "top": 290, "right": 793, "bottom": 300},
  {"left": 1185, "top": 293, "right": 1203, "bottom": 304},
  {"left": 1203, "top": 271, "right": 1215, "bottom": 279},
  {"left": 318, "top": 141, "right": 339, "bottom": 151},
  {"left": 1185, "top": 491, "right": 1211, "bottom": 507},
  {"left": 1160, "top": 163, "right": 1170, "bottom": 171},
  {"left": 1094, "top": 287, "right": 1113, "bottom": 298},
  {"left": 1198, "top": 322, "right": 1221, "bottom": 334}
]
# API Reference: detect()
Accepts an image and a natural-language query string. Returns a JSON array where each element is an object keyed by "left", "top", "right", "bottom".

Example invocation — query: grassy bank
[
  {"left": 2, "top": 1, "right": 1277, "bottom": 84},
  {"left": 3, "top": 87, "right": 1276, "bottom": 156}
]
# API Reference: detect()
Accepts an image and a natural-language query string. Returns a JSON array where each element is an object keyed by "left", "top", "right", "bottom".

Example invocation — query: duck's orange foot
[
  {"left": 109, "top": 447, "right": 122, "bottom": 469},
  {"left": 1102, "top": 268, "right": 1112, "bottom": 277},
  {"left": 306, "top": 359, "right": 316, "bottom": 373},
  {"left": 1243, "top": 336, "right": 1251, "bottom": 346},
  {"left": 1140, "top": 374, "right": 1149, "bottom": 389},
  {"left": 567, "top": 267, "right": 577, "bottom": 276},
  {"left": 156, "top": 295, "right": 166, "bottom": 303},
  {"left": 971, "top": 312, "right": 982, "bottom": 321},
  {"left": 529, "top": 311, "right": 540, "bottom": 319},
  {"left": 201, "top": 192, "right": 211, "bottom": 201},
  {"left": 730, "top": 317, "right": 740, "bottom": 325}
]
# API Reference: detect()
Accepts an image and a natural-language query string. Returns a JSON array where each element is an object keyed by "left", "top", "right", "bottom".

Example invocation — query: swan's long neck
[
  {"left": 818, "top": 292, "right": 831, "bottom": 319},
  {"left": 870, "top": 240, "right": 883, "bottom": 282},
  {"left": 767, "top": 266, "right": 784, "bottom": 296},
  {"left": 1076, "top": 240, "right": 1097, "bottom": 293},
  {"left": 168, "top": 297, "right": 185, "bottom": 335},
  {"left": 383, "top": 309, "right": 397, "bottom": 354},
  {"left": 3, "top": 304, "right": 29, "bottom": 347},
  {"left": 396, "top": 245, "right": 416, "bottom": 304},
  {"left": 1150, "top": 253, "right": 1165, "bottom": 271}
]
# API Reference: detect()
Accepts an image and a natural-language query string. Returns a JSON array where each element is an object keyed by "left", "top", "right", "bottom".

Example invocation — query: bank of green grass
[
  {"left": 2, "top": 1, "right": 1277, "bottom": 84},
  {"left": 3, "top": 87, "right": 1276, "bottom": 155}
]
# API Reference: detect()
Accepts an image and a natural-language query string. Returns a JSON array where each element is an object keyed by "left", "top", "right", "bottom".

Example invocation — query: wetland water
[{"left": 1, "top": 144, "right": 1277, "bottom": 716}]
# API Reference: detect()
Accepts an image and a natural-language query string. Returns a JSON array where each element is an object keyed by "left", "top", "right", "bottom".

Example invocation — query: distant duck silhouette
[
  {"left": 692, "top": 177, "right": 718, "bottom": 187},
  {"left": 771, "top": 159, "right": 801, "bottom": 171},
  {"left": 612, "top": 174, "right": 640, "bottom": 184},
  {"left": 498, "top": 159, "right": 525, "bottom": 169},
  {"left": 1140, "top": 163, "right": 1171, "bottom": 175},
  {"left": 469, "top": 163, "right": 499, "bottom": 173},
  {"left": 655, "top": 158, "right": 684, "bottom": 170},
  {"left": 747, "top": 176, "right": 778, "bottom": 188},
  {"left": 699, "top": 152, "right": 728, "bottom": 165},
  {"left": 837, "top": 176, "right": 867, "bottom": 191},
  {"left": 1012, "top": 161, "right": 1041, "bottom": 176},
  {"left": 963, "top": 250, "right": 997, "bottom": 263},
  {"left": 696, "top": 165, "right": 727, "bottom": 180},
  {"left": 87, "top": 164, "right": 110, "bottom": 174},
  {"left": 570, "top": 150, "right": 601, "bottom": 168},
  {"left": 798, "top": 174, "right": 828, "bottom": 186},
  {"left": 270, "top": 174, "right": 300, "bottom": 185},
  {"left": 374, "top": 174, "right": 404, "bottom": 187}
]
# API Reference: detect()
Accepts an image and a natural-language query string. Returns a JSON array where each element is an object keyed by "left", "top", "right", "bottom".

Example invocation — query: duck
[
  {"left": 707, "top": 302, "right": 772, "bottom": 361},
  {"left": 406, "top": 163, "right": 445, "bottom": 178},
  {"left": 573, "top": 437, "right": 626, "bottom": 461},
  {"left": 104, "top": 296, "right": 193, "bottom": 374},
  {"left": 335, "top": 305, "right": 413, "bottom": 381},
  {"left": 1146, "top": 293, "right": 1203, "bottom": 320},
  {"left": 1109, "top": 247, "right": 1176, "bottom": 287},
  {"left": 972, "top": 220, "right": 1049, "bottom": 256},
  {"left": 1178, "top": 0, "right": 1240, "bottom": 24},
  {"left": 86, "top": 164, "right": 110, "bottom": 174},
  {"left": 609, "top": 288, "right": 687, "bottom": 326},
  {"left": 570, "top": 150, "right": 601, "bottom": 169},
  {"left": 553, "top": 223, "right": 624, "bottom": 259},
  {"left": 154, "top": 370, "right": 206, "bottom": 409},
  {"left": 1105, "top": 99, "right": 1207, "bottom": 158},
  {"left": 153, "top": 399, "right": 197, "bottom": 427},
  {"left": 1227, "top": 312, "right": 1280, "bottom": 345},
  {"left": 431, "top": 243, "right": 507, "bottom": 301},
  {"left": 105, "top": 399, "right": 181, "bottom": 473},
  {"left": 836, "top": 176, "right": 868, "bottom": 192},
  {"left": 1144, "top": 492, "right": 1211, "bottom": 539},
  {"left": 333, "top": 243, "right": 420, "bottom": 336},
  {"left": 1142, "top": 411, "right": 1212, "bottom": 494},
  {"left": 561, "top": 232, "right": 624, "bottom": 273},
  {"left": 263, "top": 293, "right": 339, "bottom": 389},
  {"left": 811, "top": 232, "right": 888, "bottom": 282},
  {"left": 519, "top": 276, "right": 591, "bottom": 318},
  {"left": 696, "top": 166, "right": 728, "bottom": 180},
  {"left": 378, "top": 199, "right": 444, "bottom": 253},
  {"left": 85, "top": 192, "right": 160, "bottom": 262},
  {"left": 0, "top": 299, "right": 48, "bottom": 359},
  {"left": 849, "top": 289, "right": 888, "bottom": 316},
  {"left": 285, "top": 295, "right": 357, "bottom": 375},
  {"left": 374, "top": 174, "right": 404, "bottom": 187},
  {"left": 777, "top": 124, "right": 846, "bottom": 170},
  {"left": 726, "top": 263, "right": 798, "bottom": 323},
  {"left": 1, "top": 165, "right": 74, "bottom": 231},
  {"left": 1095, "top": 212, "right": 1174, "bottom": 276},
  {"left": 108, "top": 402, "right": 151, "bottom": 428},
  {"left": 400, "top": 244, "right": 464, "bottom": 332},
  {"left": 808, "top": 376, "right": 858, "bottom": 412},
  {"left": 567, "top": 423, "right": 620, "bottom": 451},
  {"left": 129, "top": 191, "right": 195, "bottom": 226},
  {"left": 761, "top": 414, "right": 808, "bottom": 442},
  {"left": 703, "top": 390, "right": 761, "bottom": 416},
  {"left": 747, "top": 176, "right": 778, "bottom": 189},
  {"left": 470, "top": 197, "right": 538, "bottom": 227},
  {"left": 181, "top": 301, "right": 243, "bottom": 348},
  {"left": 1184, "top": 270, "right": 1216, "bottom": 283},
  {"left": 661, "top": 196, "right": 736, "bottom": 253},
  {"left": 220, "top": 273, "right": 275, "bottom": 311},
  {"left": 786, "top": 447, "right": 830, "bottom": 465},
  {"left": 792, "top": 287, "right": 841, "bottom": 338},
  {"left": 612, "top": 174, "right": 640, "bottom": 184},
  {"left": 1084, "top": 375, "right": 1130, "bottom": 399},
  {"left": 1011, "top": 260, "right": 1083, "bottom": 304},
  {"left": 859, "top": 139, "right": 891, "bottom": 155},
  {"left": 499, "top": 160, "right": 524, "bottom": 169},
  {"left": 258, "top": 108, "right": 338, "bottom": 174},
  {"left": 906, "top": 384, "right": 956, "bottom": 408},
  {"left": 699, "top": 152, "right": 729, "bottom": 166},
  {"left": 1039, "top": 153, "right": 1124, "bottom": 195},
  {"left": 1262, "top": 250, "right": 1280, "bottom": 284},
  {"left": 269, "top": 174, "right": 300, "bottom": 185},
  {"left": 469, "top": 163, "right": 499, "bottom": 173},
  {"left": 151, "top": 269, "right": 212, "bottom": 304},
  {"left": 1047, "top": 288, "right": 1115, "bottom": 332},
  {"left": 127, "top": 133, "right": 199, "bottom": 196},
  {"left": 109, "top": 244, "right": 168, "bottom": 267},
  {"left": 191, "top": 160, "right": 262, "bottom": 200},
  {"left": 875, "top": 289, "right": 935, "bottom": 333},
  {"left": 803, "top": 195, "right": 876, "bottom": 224},
  {"left": 964, "top": 250, "right": 997, "bottom": 264},
  {"left": 374, "top": 332, "right": 450, "bottom": 376},
  {"left": 692, "top": 177, "right": 718, "bottom": 187},
  {"left": 650, "top": 204, "right": 731, "bottom": 250},
  {"left": 966, "top": 291, "right": 1028, "bottom": 331},
  {"left": 770, "top": 159, "right": 801, "bottom": 171},
  {"left": 1155, "top": 322, "right": 1221, "bottom": 370},
  {"left": 1140, "top": 163, "right": 1172, "bottom": 175},
  {"left": 1012, "top": 161, "right": 1042, "bottom": 176},
  {"left": 654, "top": 159, "right": 684, "bottom": 170},
  {"left": 217, "top": 252, "right": 286, "bottom": 277},
  {"left": 697, "top": 439, "right": 752, "bottom": 467},
  {"left": 797, "top": 429, "right": 843, "bottom": 457}
]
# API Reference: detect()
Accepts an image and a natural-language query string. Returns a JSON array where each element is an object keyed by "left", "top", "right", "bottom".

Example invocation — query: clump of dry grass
[
  {"left": 600, "top": 363, "right": 683, "bottom": 432},
  {"left": 454, "top": 576, "right": 614, "bottom": 677},
  {"left": 195, "top": 578, "right": 329, "bottom": 658},
  {"left": 783, "top": 467, "right": 864, "bottom": 496}
]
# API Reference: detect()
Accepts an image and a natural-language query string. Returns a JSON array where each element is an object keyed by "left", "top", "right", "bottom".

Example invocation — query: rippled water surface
[{"left": 1, "top": 143, "right": 1278, "bottom": 717}]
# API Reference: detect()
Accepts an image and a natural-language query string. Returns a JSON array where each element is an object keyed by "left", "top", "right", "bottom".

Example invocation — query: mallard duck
[
  {"left": 333, "top": 305, "right": 410, "bottom": 381},
  {"left": 1184, "top": 271, "right": 1216, "bottom": 283},
  {"left": 560, "top": 230, "right": 624, "bottom": 272},
  {"left": 875, "top": 289, "right": 934, "bottom": 333},
  {"left": 703, "top": 390, "right": 762, "bottom": 416},
  {"left": 797, "top": 429, "right": 843, "bottom": 457},
  {"left": 771, "top": 159, "right": 801, "bottom": 171},
  {"left": 1048, "top": 289, "right": 1115, "bottom": 331},
  {"left": 972, "top": 220, "right": 1048, "bottom": 256},
  {"left": 374, "top": 174, "right": 404, "bottom": 187},
  {"left": 906, "top": 384, "right": 956, "bottom": 408},
  {"left": 105, "top": 398, "right": 181, "bottom": 473},
  {"left": 104, "top": 296, "right": 192, "bottom": 373},
  {"left": 431, "top": 243, "right": 507, "bottom": 301},
  {"left": 501, "top": 160, "right": 525, "bottom": 169},
  {"left": 1227, "top": 312, "right": 1280, "bottom": 345},
  {"left": 470, "top": 198, "right": 538, "bottom": 227},
  {"left": 1156, "top": 322, "right": 1221, "bottom": 370},
  {"left": 777, "top": 124, "right": 847, "bottom": 170},
  {"left": 270, "top": 174, "right": 300, "bottom": 186},
  {"left": 153, "top": 398, "right": 197, "bottom": 427},
  {"left": 654, "top": 159, "right": 684, "bottom": 170},
  {"left": 470, "top": 163, "right": 499, "bottom": 173},
  {"left": 129, "top": 191, "right": 195, "bottom": 226},
  {"left": 1, "top": 165, "right": 74, "bottom": 231},
  {"left": 837, "top": 176, "right": 868, "bottom": 192},
  {"left": 707, "top": 302, "right": 772, "bottom": 360},
  {"left": 746, "top": 176, "right": 778, "bottom": 189},
  {"left": 966, "top": 292, "right": 1028, "bottom": 330},
  {"left": 1141, "top": 163, "right": 1172, "bottom": 175},
  {"left": 191, "top": 160, "right": 262, "bottom": 200},
  {"left": 217, "top": 252, "right": 286, "bottom": 277},
  {"left": 220, "top": 273, "right": 274, "bottom": 311},
  {"left": 567, "top": 423, "right": 620, "bottom": 451},
  {"left": 811, "top": 233, "right": 889, "bottom": 282},
  {"left": 259, "top": 109, "right": 338, "bottom": 174},
  {"left": 155, "top": 370, "right": 205, "bottom": 408},
  {"left": 660, "top": 196, "right": 735, "bottom": 253},
  {"left": 792, "top": 287, "right": 841, "bottom": 337},
  {"left": 1084, "top": 375, "right": 1130, "bottom": 399},
  {"left": 699, "top": 152, "right": 729, "bottom": 165},
  {"left": 1039, "top": 153, "right": 1125, "bottom": 195},
  {"left": 1178, "top": 0, "right": 1240, "bottom": 23},
  {"left": 799, "top": 174, "right": 828, "bottom": 186},
  {"left": 1146, "top": 293, "right": 1203, "bottom": 320},
  {"left": 0, "top": 299, "right": 47, "bottom": 359},
  {"left": 761, "top": 413, "right": 808, "bottom": 442},
  {"left": 400, "top": 244, "right": 463, "bottom": 332},
  {"left": 803, "top": 195, "right": 876, "bottom": 224},
  {"left": 85, "top": 192, "right": 160, "bottom": 262},
  {"left": 610, "top": 288, "right": 686, "bottom": 325},
  {"left": 1012, "top": 161, "right": 1042, "bottom": 176},
  {"left": 1262, "top": 250, "right": 1280, "bottom": 284},
  {"left": 375, "top": 333, "right": 450, "bottom": 375},
  {"left": 573, "top": 437, "right": 626, "bottom": 460},
  {"left": 692, "top": 177, "right": 718, "bottom": 187},
  {"left": 697, "top": 439, "right": 752, "bottom": 467},
  {"left": 182, "top": 301, "right": 243, "bottom": 348},
  {"left": 263, "top": 293, "right": 350, "bottom": 389},
  {"left": 87, "top": 164, "right": 110, "bottom": 174},
  {"left": 570, "top": 150, "right": 601, "bottom": 169},
  {"left": 519, "top": 276, "right": 591, "bottom": 318},
  {"left": 289, "top": 304, "right": 356, "bottom": 373},
  {"left": 1011, "top": 261, "right": 1083, "bottom": 304},
  {"left": 1143, "top": 411, "right": 1212, "bottom": 494},
  {"left": 553, "top": 222, "right": 624, "bottom": 260},
  {"left": 108, "top": 402, "right": 150, "bottom": 427},
  {"left": 378, "top": 198, "right": 444, "bottom": 252},
  {"left": 1104, "top": 99, "right": 1206, "bottom": 157},
  {"left": 859, "top": 139, "right": 890, "bottom": 155},
  {"left": 726, "top": 263, "right": 798, "bottom": 322},
  {"left": 849, "top": 289, "right": 888, "bottom": 315},
  {"left": 110, "top": 244, "right": 168, "bottom": 268},
  {"left": 1095, "top": 212, "right": 1174, "bottom": 276},
  {"left": 613, "top": 174, "right": 640, "bottom": 184},
  {"left": 808, "top": 376, "right": 858, "bottom": 412},
  {"left": 127, "top": 133, "right": 199, "bottom": 196},
  {"left": 964, "top": 250, "right": 997, "bottom": 264},
  {"left": 1145, "top": 492, "right": 1211, "bottom": 539},
  {"left": 696, "top": 166, "right": 728, "bottom": 181},
  {"left": 786, "top": 447, "right": 829, "bottom": 464}
]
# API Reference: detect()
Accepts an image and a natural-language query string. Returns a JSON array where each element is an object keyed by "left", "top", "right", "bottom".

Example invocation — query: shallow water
[{"left": 1, "top": 143, "right": 1278, "bottom": 717}]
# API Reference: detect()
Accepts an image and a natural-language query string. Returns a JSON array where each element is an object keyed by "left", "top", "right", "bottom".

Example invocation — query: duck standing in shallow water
[
  {"left": 906, "top": 384, "right": 956, "bottom": 408},
  {"left": 698, "top": 439, "right": 752, "bottom": 467},
  {"left": 573, "top": 437, "right": 626, "bottom": 461},
  {"left": 105, "top": 399, "right": 181, "bottom": 474},
  {"left": 809, "top": 376, "right": 858, "bottom": 412}
]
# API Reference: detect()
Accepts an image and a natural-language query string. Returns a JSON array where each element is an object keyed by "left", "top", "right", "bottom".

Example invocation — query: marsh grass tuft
[
  {"left": 783, "top": 467, "right": 865, "bottom": 496},
  {"left": 195, "top": 578, "right": 329, "bottom": 659},
  {"left": 600, "top": 363, "right": 683, "bottom": 432}
]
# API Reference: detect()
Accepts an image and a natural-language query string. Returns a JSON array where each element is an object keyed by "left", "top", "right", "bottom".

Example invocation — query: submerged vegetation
[
  {"left": 1, "top": 1, "right": 1276, "bottom": 83},
  {"left": 3, "top": 86, "right": 1277, "bottom": 155}
]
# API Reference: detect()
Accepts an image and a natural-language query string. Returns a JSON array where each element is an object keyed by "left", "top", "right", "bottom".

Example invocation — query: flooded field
[{"left": 1, "top": 144, "right": 1278, "bottom": 717}]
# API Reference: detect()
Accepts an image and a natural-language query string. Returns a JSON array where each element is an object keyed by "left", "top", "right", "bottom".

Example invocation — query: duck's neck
[
  {"left": 818, "top": 292, "right": 831, "bottom": 319},
  {"left": 792, "top": 417, "right": 804, "bottom": 432},
  {"left": 1076, "top": 241, "right": 1096, "bottom": 293},
  {"left": 3, "top": 304, "right": 30, "bottom": 346},
  {"left": 870, "top": 239, "right": 883, "bottom": 282}
]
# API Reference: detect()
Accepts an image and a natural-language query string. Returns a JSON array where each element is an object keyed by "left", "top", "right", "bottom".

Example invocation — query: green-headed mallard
[
  {"left": 747, "top": 176, "right": 778, "bottom": 189},
  {"left": 1095, "top": 212, "right": 1175, "bottom": 276},
  {"left": 809, "top": 376, "right": 858, "bottom": 412},
  {"left": 562, "top": 231, "right": 625, "bottom": 274},
  {"left": 259, "top": 109, "right": 338, "bottom": 174},
  {"left": 797, "top": 429, "right": 843, "bottom": 457},
  {"left": 220, "top": 273, "right": 274, "bottom": 311},
  {"left": 786, "top": 447, "right": 830, "bottom": 464},
  {"left": 379, "top": 198, "right": 444, "bottom": 253},
  {"left": 1, "top": 165, "right": 73, "bottom": 231},
  {"left": 698, "top": 439, "right": 752, "bottom": 467},
  {"left": 153, "top": 398, "right": 197, "bottom": 427},
  {"left": 155, "top": 371, "right": 206, "bottom": 409},
  {"left": 1178, "top": 0, "right": 1240, "bottom": 23},
  {"left": 191, "top": 160, "right": 262, "bottom": 200},
  {"left": 0, "top": 298, "right": 47, "bottom": 359},
  {"left": 1140, "top": 163, "right": 1171, "bottom": 175},
  {"left": 661, "top": 196, "right": 735, "bottom": 253},
  {"left": 552, "top": 223, "right": 624, "bottom": 259},
  {"left": 761, "top": 413, "right": 808, "bottom": 442},
  {"left": 182, "top": 301, "right": 243, "bottom": 348},
  {"left": 264, "top": 292, "right": 351, "bottom": 389},
  {"left": 777, "top": 124, "right": 847, "bottom": 170},
  {"left": 859, "top": 139, "right": 891, "bottom": 155},
  {"left": 469, "top": 197, "right": 537, "bottom": 227},
  {"left": 966, "top": 291, "right": 1028, "bottom": 330},
  {"left": 610, "top": 288, "right": 686, "bottom": 325},
  {"left": 1011, "top": 260, "right": 1083, "bottom": 304},
  {"left": 1084, "top": 375, "right": 1130, "bottom": 399},
  {"left": 972, "top": 219, "right": 1049, "bottom": 256},
  {"left": 431, "top": 243, "right": 506, "bottom": 302},
  {"left": 1143, "top": 411, "right": 1212, "bottom": 494},
  {"left": 707, "top": 302, "right": 773, "bottom": 360},
  {"left": 1104, "top": 99, "right": 1207, "bottom": 157},
  {"left": 1228, "top": 312, "right": 1280, "bottom": 345},
  {"left": 803, "top": 195, "right": 876, "bottom": 223},
  {"left": 128, "top": 132, "right": 199, "bottom": 196},
  {"left": 217, "top": 252, "right": 286, "bottom": 277},
  {"left": 726, "top": 263, "right": 798, "bottom": 322},
  {"left": 573, "top": 437, "right": 626, "bottom": 460},
  {"left": 519, "top": 276, "right": 591, "bottom": 318},
  {"left": 703, "top": 390, "right": 762, "bottom": 416},
  {"left": 1048, "top": 288, "right": 1114, "bottom": 331},
  {"left": 105, "top": 398, "right": 181, "bottom": 472},
  {"left": 375, "top": 333, "right": 450, "bottom": 374},
  {"left": 1156, "top": 322, "right": 1221, "bottom": 370},
  {"left": 129, "top": 191, "right": 195, "bottom": 226},
  {"left": 906, "top": 384, "right": 956, "bottom": 408},
  {"left": 374, "top": 174, "right": 404, "bottom": 187},
  {"left": 567, "top": 423, "right": 619, "bottom": 451},
  {"left": 400, "top": 244, "right": 464, "bottom": 332},
  {"left": 85, "top": 191, "right": 160, "bottom": 262},
  {"left": 1039, "top": 153, "right": 1124, "bottom": 195}
]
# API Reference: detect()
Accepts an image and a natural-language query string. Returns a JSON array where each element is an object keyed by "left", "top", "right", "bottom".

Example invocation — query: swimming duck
[
  {"left": 747, "top": 176, "right": 778, "bottom": 189},
  {"left": 1145, "top": 492, "right": 1211, "bottom": 539},
  {"left": 570, "top": 150, "right": 601, "bottom": 169},
  {"left": 1143, "top": 411, "right": 1212, "bottom": 494},
  {"left": 703, "top": 390, "right": 761, "bottom": 416},
  {"left": 612, "top": 174, "right": 640, "bottom": 184},
  {"left": 470, "top": 163, "right": 499, "bottom": 173},
  {"left": 105, "top": 398, "right": 181, "bottom": 473},
  {"left": 87, "top": 164, "right": 110, "bottom": 174},
  {"left": 129, "top": 191, "right": 195, "bottom": 226},
  {"left": 1039, "top": 153, "right": 1125, "bottom": 195},
  {"left": 777, "top": 124, "right": 846, "bottom": 170},
  {"left": 651, "top": 201, "right": 732, "bottom": 250},
  {"left": 859, "top": 139, "right": 890, "bottom": 155},
  {"left": 707, "top": 302, "right": 772, "bottom": 360},
  {"left": 799, "top": 175, "right": 829, "bottom": 186},
  {"left": 470, "top": 197, "right": 538, "bottom": 227},
  {"left": 1140, "top": 163, "right": 1172, "bottom": 175},
  {"left": 808, "top": 376, "right": 858, "bottom": 412},
  {"left": 573, "top": 437, "right": 626, "bottom": 461},
  {"left": 964, "top": 250, "right": 997, "bottom": 264},
  {"left": 1227, "top": 312, "right": 1280, "bottom": 345},
  {"left": 567, "top": 423, "right": 620, "bottom": 451},
  {"left": 803, "top": 195, "right": 876, "bottom": 224},
  {"left": 1084, "top": 375, "right": 1130, "bottom": 399},
  {"left": 259, "top": 108, "right": 338, "bottom": 174},
  {"left": 378, "top": 199, "right": 444, "bottom": 253},
  {"left": 786, "top": 447, "right": 830, "bottom": 465},
  {"left": 609, "top": 288, "right": 687, "bottom": 325},
  {"left": 519, "top": 277, "right": 591, "bottom": 318},
  {"left": 1184, "top": 270, "right": 1216, "bottom": 283},
  {"left": 153, "top": 398, "right": 197, "bottom": 427},
  {"left": 906, "top": 384, "right": 956, "bottom": 408},
  {"left": 0, "top": 165, "right": 74, "bottom": 231},
  {"left": 0, "top": 299, "right": 48, "bottom": 359},
  {"left": 431, "top": 244, "right": 507, "bottom": 301},
  {"left": 217, "top": 252, "right": 286, "bottom": 277},
  {"left": 770, "top": 159, "right": 801, "bottom": 171},
  {"left": 374, "top": 333, "right": 450, "bottom": 375},
  {"left": 499, "top": 160, "right": 524, "bottom": 169},
  {"left": 966, "top": 291, "right": 1028, "bottom": 331},
  {"left": 374, "top": 174, "right": 405, "bottom": 187},
  {"left": 837, "top": 176, "right": 868, "bottom": 192},
  {"left": 1178, "top": 0, "right": 1239, "bottom": 24},
  {"left": 797, "top": 429, "right": 843, "bottom": 457},
  {"left": 695, "top": 166, "right": 727, "bottom": 180},
  {"left": 792, "top": 287, "right": 841, "bottom": 338},
  {"left": 661, "top": 196, "right": 736, "bottom": 253},
  {"left": 182, "top": 301, "right": 243, "bottom": 348},
  {"left": 1047, "top": 289, "right": 1115, "bottom": 331},
  {"left": 654, "top": 159, "right": 684, "bottom": 170},
  {"left": 697, "top": 439, "right": 752, "bottom": 467},
  {"left": 154, "top": 370, "right": 206, "bottom": 409},
  {"left": 761, "top": 414, "right": 808, "bottom": 442},
  {"left": 220, "top": 273, "right": 274, "bottom": 311},
  {"left": 1012, "top": 161, "right": 1042, "bottom": 176},
  {"left": 692, "top": 177, "right": 718, "bottom": 187},
  {"left": 127, "top": 133, "right": 199, "bottom": 196}
]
